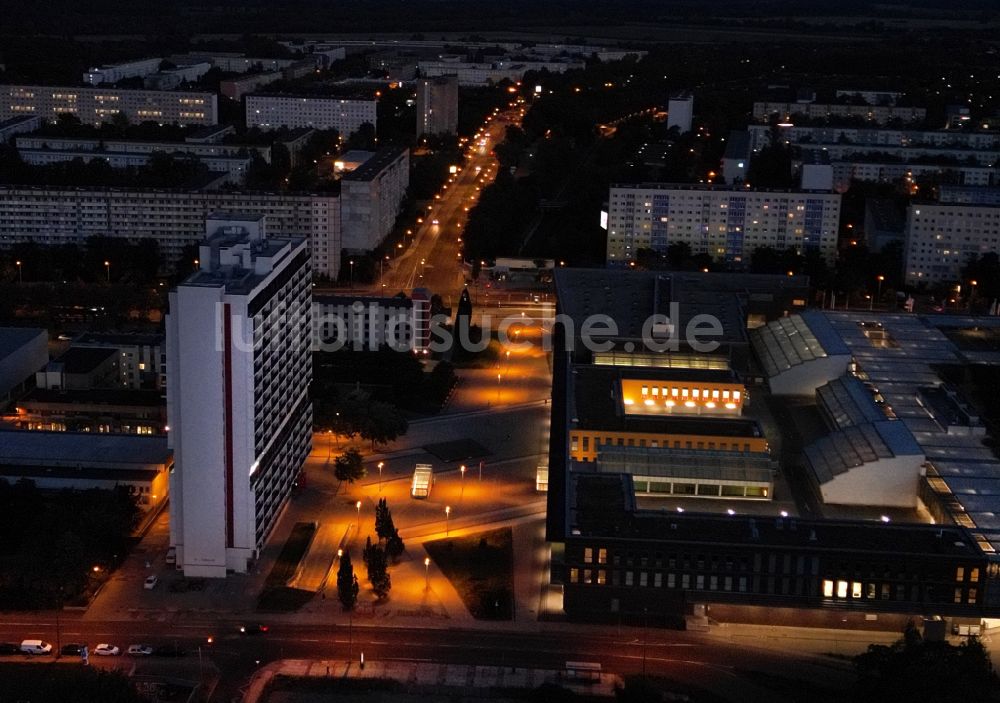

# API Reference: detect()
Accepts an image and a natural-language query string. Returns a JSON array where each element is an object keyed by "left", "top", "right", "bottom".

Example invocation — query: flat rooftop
[
  {"left": 572, "top": 366, "right": 764, "bottom": 438},
  {"left": 0, "top": 430, "right": 170, "bottom": 467},
  {"left": 53, "top": 346, "right": 117, "bottom": 374},
  {"left": 20, "top": 388, "right": 164, "bottom": 407},
  {"left": 341, "top": 146, "right": 408, "bottom": 182},
  {"left": 553, "top": 269, "right": 748, "bottom": 345},
  {"left": 568, "top": 472, "right": 981, "bottom": 557},
  {"left": 0, "top": 327, "right": 46, "bottom": 359}
]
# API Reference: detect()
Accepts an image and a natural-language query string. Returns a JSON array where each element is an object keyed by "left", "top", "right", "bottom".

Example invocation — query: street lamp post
[
  {"left": 460, "top": 465, "right": 466, "bottom": 499},
  {"left": 497, "top": 372, "right": 502, "bottom": 402},
  {"left": 424, "top": 556, "right": 431, "bottom": 590},
  {"left": 875, "top": 275, "right": 885, "bottom": 311},
  {"left": 15, "top": 260, "right": 22, "bottom": 283},
  {"left": 445, "top": 505, "right": 451, "bottom": 536},
  {"left": 970, "top": 279, "right": 978, "bottom": 313},
  {"left": 356, "top": 500, "right": 361, "bottom": 531},
  {"left": 377, "top": 461, "right": 384, "bottom": 492},
  {"left": 349, "top": 260, "right": 355, "bottom": 289},
  {"left": 479, "top": 459, "right": 483, "bottom": 481},
  {"left": 104, "top": 260, "right": 110, "bottom": 283}
]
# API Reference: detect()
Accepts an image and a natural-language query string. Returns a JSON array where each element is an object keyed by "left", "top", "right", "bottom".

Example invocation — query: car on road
[
  {"left": 431, "top": 219, "right": 439, "bottom": 225},
  {"left": 127, "top": 644, "right": 154, "bottom": 656},
  {"left": 20, "top": 640, "right": 52, "bottom": 655},
  {"left": 0, "top": 643, "right": 20, "bottom": 655},
  {"left": 93, "top": 644, "right": 120, "bottom": 656},
  {"left": 143, "top": 575, "right": 158, "bottom": 590},
  {"left": 60, "top": 643, "right": 85, "bottom": 656},
  {"left": 239, "top": 623, "right": 269, "bottom": 635}
]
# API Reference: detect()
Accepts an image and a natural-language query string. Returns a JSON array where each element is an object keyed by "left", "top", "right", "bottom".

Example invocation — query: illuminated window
[
  {"left": 583, "top": 569, "right": 592, "bottom": 584},
  {"left": 671, "top": 387, "right": 678, "bottom": 397},
  {"left": 955, "top": 588, "right": 963, "bottom": 604},
  {"left": 597, "top": 570, "right": 606, "bottom": 585},
  {"left": 837, "top": 581, "right": 848, "bottom": 598},
  {"left": 969, "top": 588, "right": 977, "bottom": 604},
  {"left": 651, "top": 386, "right": 658, "bottom": 396},
  {"left": 712, "top": 390, "right": 720, "bottom": 399},
  {"left": 971, "top": 568, "right": 980, "bottom": 582},
  {"left": 641, "top": 385, "right": 648, "bottom": 396},
  {"left": 598, "top": 548, "right": 607, "bottom": 564},
  {"left": 734, "top": 391, "right": 741, "bottom": 401},
  {"left": 570, "top": 568, "right": 579, "bottom": 583},
  {"left": 693, "top": 389, "right": 700, "bottom": 399},
  {"left": 584, "top": 548, "right": 593, "bottom": 563},
  {"left": 852, "top": 582, "right": 862, "bottom": 599},
  {"left": 956, "top": 567, "right": 965, "bottom": 582},
  {"left": 866, "top": 583, "right": 876, "bottom": 599},
  {"left": 682, "top": 388, "right": 689, "bottom": 397}
]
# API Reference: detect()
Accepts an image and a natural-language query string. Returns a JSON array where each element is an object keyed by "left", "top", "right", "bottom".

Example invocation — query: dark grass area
[
  {"left": 423, "top": 439, "right": 491, "bottom": 463},
  {"left": 256, "top": 522, "right": 317, "bottom": 612},
  {"left": 265, "top": 522, "right": 317, "bottom": 588},
  {"left": 423, "top": 527, "right": 513, "bottom": 620},
  {"left": 0, "top": 663, "right": 147, "bottom": 703},
  {"left": 256, "top": 586, "right": 314, "bottom": 613}
]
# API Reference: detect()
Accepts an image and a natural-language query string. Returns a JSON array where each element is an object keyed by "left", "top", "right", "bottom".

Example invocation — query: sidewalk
[{"left": 244, "top": 658, "right": 622, "bottom": 703}]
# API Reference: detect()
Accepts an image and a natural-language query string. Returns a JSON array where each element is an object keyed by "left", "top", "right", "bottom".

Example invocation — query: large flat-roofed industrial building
[
  {"left": 0, "top": 429, "right": 170, "bottom": 511},
  {"left": 548, "top": 269, "right": 1000, "bottom": 624}
]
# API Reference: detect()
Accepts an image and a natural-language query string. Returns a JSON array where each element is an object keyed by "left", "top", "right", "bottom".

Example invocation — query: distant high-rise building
[
  {"left": 166, "top": 213, "right": 312, "bottom": 577},
  {"left": 667, "top": 92, "right": 694, "bottom": 134},
  {"left": 416, "top": 75, "right": 459, "bottom": 136}
]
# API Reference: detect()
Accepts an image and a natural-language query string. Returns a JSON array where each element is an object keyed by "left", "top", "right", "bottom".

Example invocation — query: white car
[
  {"left": 127, "top": 644, "right": 153, "bottom": 656},
  {"left": 431, "top": 219, "right": 439, "bottom": 225},
  {"left": 94, "top": 644, "right": 120, "bottom": 656},
  {"left": 143, "top": 575, "right": 158, "bottom": 590}
]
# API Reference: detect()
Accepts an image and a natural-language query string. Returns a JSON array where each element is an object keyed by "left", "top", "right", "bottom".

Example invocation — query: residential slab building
[
  {"left": 0, "top": 186, "right": 342, "bottom": 278},
  {"left": 340, "top": 146, "right": 410, "bottom": 252},
  {"left": 245, "top": 94, "right": 376, "bottom": 136},
  {"left": 903, "top": 201, "right": 1000, "bottom": 285},
  {"left": 0, "top": 84, "right": 218, "bottom": 126},
  {"left": 605, "top": 183, "right": 840, "bottom": 266},
  {"left": 166, "top": 213, "right": 312, "bottom": 577},
  {"left": 416, "top": 75, "right": 459, "bottom": 136}
]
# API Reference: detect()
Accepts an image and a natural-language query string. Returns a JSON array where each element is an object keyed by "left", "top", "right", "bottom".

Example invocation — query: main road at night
[{"left": 0, "top": 614, "right": 859, "bottom": 702}]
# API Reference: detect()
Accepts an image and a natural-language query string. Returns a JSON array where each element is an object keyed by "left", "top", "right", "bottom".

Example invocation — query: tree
[
  {"left": 854, "top": 621, "right": 996, "bottom": 702},
  {"left": 386, "top": 529, "right": 405, "bottom": 562},
  {"left": 374, "top": 497, "right": 394, "bottom": 542},
  {"left": 333, "top": 448, "right": 366, "bottom": 483},
  {"left": 364, "top": 542, "right": 391, "bottom": 599},
  {"left": 336, "top": 548, "right": 359, "bottom": 610}
]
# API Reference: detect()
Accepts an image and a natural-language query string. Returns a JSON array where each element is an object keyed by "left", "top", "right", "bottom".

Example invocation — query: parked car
[
  {"left": 93, "top": 644, "right": 120, "bottom": 656},
  {"left": 20, "top": 640, "right": 53, "bottom": 655},
  {"left": 239, "top": 623, "right": 269, "bottom": 636},
  {"left": 0, "top": 643, "right": 20, "bottom": 655},
  {"left": 127, "top": 644, "right": 154, "bottom": 656},
  {"left": 165, "top": 547, "right": 176, "bottom": 565},
  {"left": 143, "top": 575, "right": 158, "bottom": 590},
  {"left": 60, "top": 643, "right": 85, "bottom": 656}
]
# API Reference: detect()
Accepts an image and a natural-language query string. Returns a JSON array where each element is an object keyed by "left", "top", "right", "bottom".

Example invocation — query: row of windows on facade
[
  {"left": 579, "top": 548, "right": 982, "bottom": 585},
  {"left": 568, "top": 568, "right": 981, "bottom": 604},
  {"left": 571, "top": 436, "right": 755, "bottom": 453}
]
